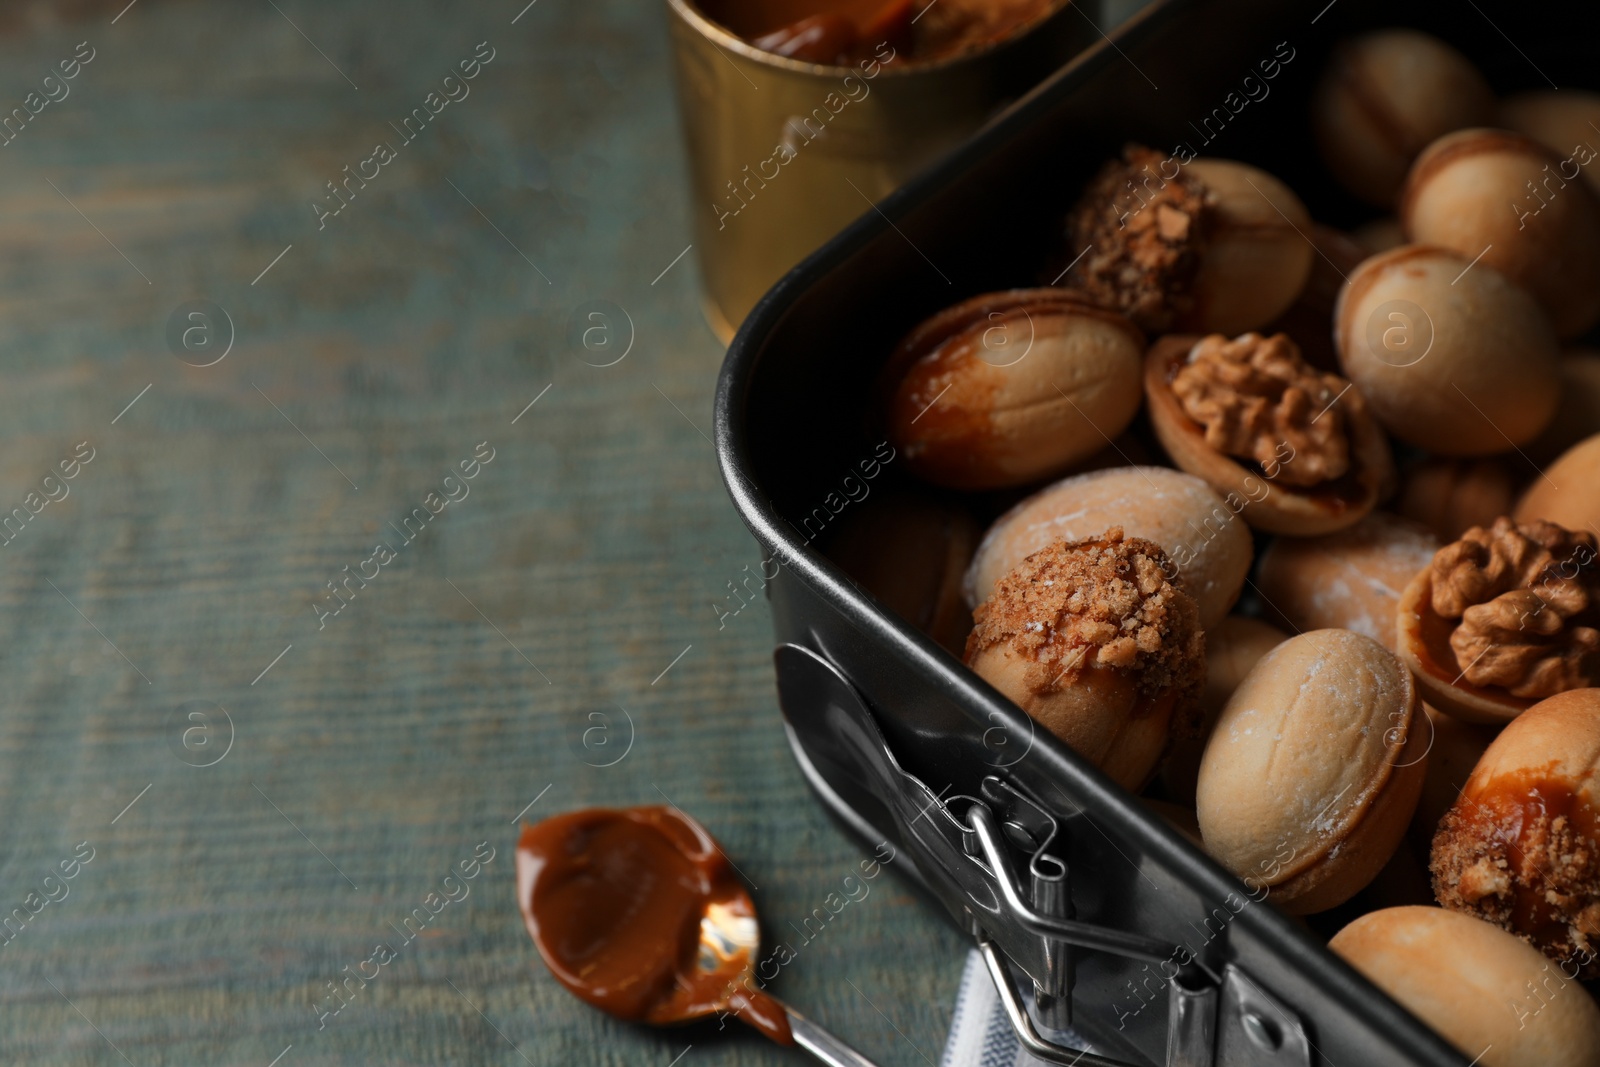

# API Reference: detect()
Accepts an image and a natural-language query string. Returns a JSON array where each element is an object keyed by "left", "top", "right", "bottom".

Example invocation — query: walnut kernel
[
  {"left": 1170, "top": 333, "right": 1354, "bottom": 488},
  {"left": 1429, "top": 517, "right": 1600, "bottom": 698}
]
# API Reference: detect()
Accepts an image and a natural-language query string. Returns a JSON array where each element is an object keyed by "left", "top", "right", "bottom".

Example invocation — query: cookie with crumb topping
[{"left": 965, "top": 528, "right": 1204, "bottom": 791}]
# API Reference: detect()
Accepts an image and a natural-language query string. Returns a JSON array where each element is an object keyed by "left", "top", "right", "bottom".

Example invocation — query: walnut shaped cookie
[
  {"left": 1144, "top": 331, "right": 1394, "bottom": 535},
  {"left": 964, "top": 528, "right": 1204, "bottom": 792},
  {"left": 1430, "top": 688, "right": 1600, "bottom": 981},
  {"left": 1058, "top": 146, "right": 1207, "bottom": 335},
  {"left": 1397, "top": 517, "right": 1600, "bottom": 723},
  {"left": 883, "top": 289, "right": 1144, "bottom": 490},
  {"left": 1058, "top": 147, "right": 1314, "bottom": 337}
]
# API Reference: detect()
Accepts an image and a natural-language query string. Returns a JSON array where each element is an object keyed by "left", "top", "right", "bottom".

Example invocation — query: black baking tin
[{"left": 715, "top": 1, "right": 1597, "bottom": 1063}]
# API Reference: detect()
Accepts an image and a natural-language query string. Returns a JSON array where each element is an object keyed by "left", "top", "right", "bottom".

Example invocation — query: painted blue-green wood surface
[{"left": 0, "top": 0, "right": 967, "bottom": 1062}]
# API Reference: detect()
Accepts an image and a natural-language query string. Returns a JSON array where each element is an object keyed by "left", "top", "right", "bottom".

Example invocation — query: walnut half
[
  {"left": 1169, "top": 333, "right": 1353, "bottom": 488},
  {"left": 1431, "top": 517, "right": 1600, "bottom": 698}
]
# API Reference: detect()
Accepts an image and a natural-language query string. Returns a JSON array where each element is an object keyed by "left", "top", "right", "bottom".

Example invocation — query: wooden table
[{"left": 0, "top": 0, "right": 967, "bottom": 1062}]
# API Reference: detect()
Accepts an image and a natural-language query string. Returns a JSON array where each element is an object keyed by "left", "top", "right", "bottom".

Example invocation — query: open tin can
[
  {"left": 715, "top": 0, "right": 1600, "bottom": 1063},
  {"left": 665, "top": 0, "right": 1100, "bottom": 342}
]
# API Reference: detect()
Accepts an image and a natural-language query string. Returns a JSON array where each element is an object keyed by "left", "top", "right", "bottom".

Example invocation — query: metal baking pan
[{"left": 714, "top": 2, "right": 1599, "bottom": 1064}]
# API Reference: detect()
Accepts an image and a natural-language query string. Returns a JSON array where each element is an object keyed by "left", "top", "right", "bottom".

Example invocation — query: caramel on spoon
[{"left": 517, "top": 805, "right": 881, "bottom": 1067}]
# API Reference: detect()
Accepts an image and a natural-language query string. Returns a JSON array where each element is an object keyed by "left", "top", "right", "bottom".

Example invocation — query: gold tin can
[{"left": 666, "top": 1, "right": 1096, "bottom": 342}]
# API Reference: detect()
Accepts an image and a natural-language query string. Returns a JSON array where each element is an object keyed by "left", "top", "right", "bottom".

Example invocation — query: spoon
[{"left": 517, "top": 805, "right": 882, "bottom": 1066}]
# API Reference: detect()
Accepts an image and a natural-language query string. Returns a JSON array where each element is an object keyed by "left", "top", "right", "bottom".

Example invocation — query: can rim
[{"left": 663, "top": 0, "right": 1074, "bottom": 79}]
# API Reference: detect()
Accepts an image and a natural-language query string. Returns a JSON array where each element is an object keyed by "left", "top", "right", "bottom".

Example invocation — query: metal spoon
[
  {"left": 516, "top": 806, "right": 883, "bottom": 1067},
  {"left": 693, "top": 894, "right": 883, "bottom": 1067}
]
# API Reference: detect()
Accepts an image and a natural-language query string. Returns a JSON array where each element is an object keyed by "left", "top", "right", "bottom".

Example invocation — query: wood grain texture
[{"left": 0, "top": 0, "right": 967, "bottom": 1062}]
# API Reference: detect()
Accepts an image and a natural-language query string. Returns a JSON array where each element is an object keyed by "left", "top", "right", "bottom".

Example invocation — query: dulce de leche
[
  {"left": 699, "top": 0, "right": 1059, "bottom": 66},
  {"left": 700, "top": 0, "right": 914, "bottom": 64},
  {"left": 516, "top": 806, "right": 792, "bottom": 1043}
]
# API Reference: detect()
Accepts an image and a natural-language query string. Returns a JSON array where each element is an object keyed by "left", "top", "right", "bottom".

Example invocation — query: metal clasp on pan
[{"left": 771, "top": 642, "right": 1311, "bottom": 1067}]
